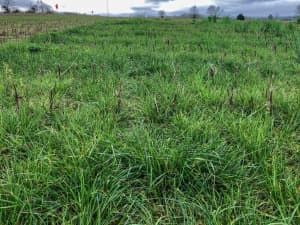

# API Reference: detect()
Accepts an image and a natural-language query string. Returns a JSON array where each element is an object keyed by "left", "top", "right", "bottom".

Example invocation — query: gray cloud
[
  {"left": 131, "top": 6, "right": 157, "bottom": 17},
  {"left": 216, "top": 0, "right": 278, "bottom": 3},
  {"left": 145, "top": 0, "right": 175, "bottom": 4},
  {"left": 144, "top": 0, "right": 299, "bottom": 17},
  {"left": 0, "top": 0, "right": 34, "bottom": 8},
  {"left": 215, "top": 0, "right": 282, "bottom": 7},
  {"left": 214, "top": 0, "right": 299, "bottom": 17}
]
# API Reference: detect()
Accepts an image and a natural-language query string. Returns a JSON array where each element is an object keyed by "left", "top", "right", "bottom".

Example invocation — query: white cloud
[
  {"left": 44, "top": 0, "right": 150, "bottom": 14},
  {"left": 43, "top": 0, "right": 213, "bottom": 14},
  {"left": 159, "top": 0, "right": 213, "bottom": 11},
  {"left": 40, "top": 0, "right": 298, "bottom": 16}
]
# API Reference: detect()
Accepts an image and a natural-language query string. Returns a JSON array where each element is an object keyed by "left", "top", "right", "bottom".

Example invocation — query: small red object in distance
[{"left": 55, "top": 4, "right": 59, "bottom": 10}]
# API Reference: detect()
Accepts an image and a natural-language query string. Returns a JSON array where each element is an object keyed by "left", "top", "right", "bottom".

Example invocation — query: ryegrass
[{"left": 0, "top": 17, "right": 299, "bottom": 224}]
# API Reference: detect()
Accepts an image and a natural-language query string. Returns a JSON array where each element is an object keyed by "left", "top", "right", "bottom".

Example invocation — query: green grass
[{"left": 0, "top": 17, "right": 299, "bottom": 224}]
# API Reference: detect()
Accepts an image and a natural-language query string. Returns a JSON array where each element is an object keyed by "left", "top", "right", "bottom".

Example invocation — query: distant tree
[
  {"left": 11, "top": 8, "right": 20, "bottom": 13},
  {"left": 297, "top": 5, "right": 300, "bottom": 16},
  {"left": 190, "top": 6, "right": 198, "bottom": 19},
  {"left": 1, "top": 0, "right": 14, "bottom": 13},
  {"left": 237, "top": 14, "right": 245, "bottom": 21},
  {"left": 38, "top": 1, "right": 53, "bottom": 14},
  {"left": 296, "top": 4, "right": 300, "bottom": 23},
  {"left": 158, "top": 10, "right": 165, "bottom": 18},
  {"left": 207, "top": 5, "right": 222, "bottom": 23},
  {"left": 1, "top": 5, "right": 8, "bottom": 13},
  {"left": 208, "top": 16, "right": 217, "bottom": 23},
  {"left": 268, "top": 14, "right": 273, "bottom": 20},
  {"left": 207, "top": 5, "right": 222, "bottom": 17},
  {"left": 30, "top": 4, "right": 38, "bottom": 13}
]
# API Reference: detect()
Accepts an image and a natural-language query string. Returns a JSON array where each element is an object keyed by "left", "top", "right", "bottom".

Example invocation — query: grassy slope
[
  {"left": 0, "top": 18, "right": 299, "bottom": 224},
  {"left": 0, "top": 14, "right": 102, "bottom": 42}
]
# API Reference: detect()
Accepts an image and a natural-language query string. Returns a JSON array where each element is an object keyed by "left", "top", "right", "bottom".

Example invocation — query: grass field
[
  {"left": 0, "top": 16, "right": 299, "bottom": 224},
  {"left": 0, "top": 14, "right": 101, "bottom": 43}
]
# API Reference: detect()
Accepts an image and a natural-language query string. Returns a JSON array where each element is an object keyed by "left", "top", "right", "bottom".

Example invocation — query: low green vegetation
[{"left": 0, "top": 17, "right": 299, "bottom": 224}]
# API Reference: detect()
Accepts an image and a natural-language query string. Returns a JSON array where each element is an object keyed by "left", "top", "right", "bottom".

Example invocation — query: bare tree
[
  {"left": 37, "top": 0, "right": 53, "bottom": 14},
  {"left": 268, "top": 14, "right": 273, "bottom": 20},
  {"left": 158, "top": 10, "right": 165, "bottom": 18},
  {"left": 190, "top": 6, "right": 198, "bottom": 19},
  {"left": 207, "top": 5, "right": 222, "bottom": 17},
  {"left": 1, "top": 0, "right": 14, "bottom": 13},
  {"left": 30, "top": 4, "right": 38, "bottom": 13}
]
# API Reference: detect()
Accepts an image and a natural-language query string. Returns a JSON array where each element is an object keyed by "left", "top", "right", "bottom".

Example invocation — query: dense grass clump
[{"left": 0, "top": 17, "right": 299, "bottom": 224}]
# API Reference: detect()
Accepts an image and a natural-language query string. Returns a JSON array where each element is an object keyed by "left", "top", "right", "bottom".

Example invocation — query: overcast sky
[{"left": 2, "top": 0, "right": 299, "bottom": 17}]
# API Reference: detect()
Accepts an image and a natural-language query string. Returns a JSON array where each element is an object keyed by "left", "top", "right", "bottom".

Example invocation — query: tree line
[
  {"left": 1, "top": 0, "right": 53, "bottom": 14},
  {"left": 159, "top": 4, "right": 300, "bottom": 22}
]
